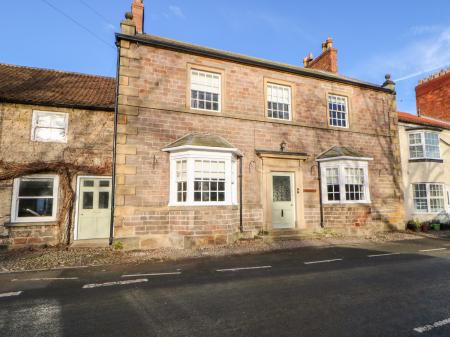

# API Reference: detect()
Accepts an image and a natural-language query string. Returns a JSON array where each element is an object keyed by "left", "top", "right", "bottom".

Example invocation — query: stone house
[
  {"left": 112, "top": 1, "right": 405, "bottom": 249},
  {"left": 0, "top": 64, "right": 115, "bottom": 248}
]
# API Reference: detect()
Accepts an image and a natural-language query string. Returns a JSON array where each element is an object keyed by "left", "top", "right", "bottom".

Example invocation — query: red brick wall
[
  {"left": 416, "top": 71, "right": 450, "bottom": 121},
  {"left": 115, "top": 38, "right": 404, "bottom": 248},
  {"left": 307, "top": 49, "right": 338, "bottom": 73}
]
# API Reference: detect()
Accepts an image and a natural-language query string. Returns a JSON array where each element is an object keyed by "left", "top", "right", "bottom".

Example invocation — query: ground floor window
[
  {"left": 169, "top": 152, "right": 237, "bottom": 206},
  {"left": 320, "top": 160, "right": 370, "bottom": 204},
  {"left": 413, "top": 183, "right": 445, "bottom": 213},
  {"left": 11, "top": 175, "right": 59, "bottom": 222}
]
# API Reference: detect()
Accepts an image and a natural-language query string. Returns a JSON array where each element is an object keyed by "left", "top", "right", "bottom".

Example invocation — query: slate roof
[
  {"left": 0, "top": 63, "right": 116, "bottom": 111},
  {"left": 398, "top": 112, "right": 450, "bottom": 130},
  {"left": 117, "top": 33, "right": 392, "bottom": 93},
  {"left": 317, "top": 146, "right": 370, "bottom": 160},
  {"left": 163, "top": 133, "right": 236, "bottom": 150}
]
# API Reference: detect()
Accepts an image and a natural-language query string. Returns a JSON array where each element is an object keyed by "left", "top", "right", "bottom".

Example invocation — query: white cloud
[
  {"left": 169, "top": 5, "right": 185, "bottom": 19},
  {"left": 350, "top": 26, "right": 450, "bottom": 83}
]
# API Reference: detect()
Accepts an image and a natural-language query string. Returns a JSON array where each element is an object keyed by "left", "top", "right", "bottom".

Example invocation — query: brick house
[
  {"left": 416, "top": 68, "right": 449, "bottom": 122},
  {"left": 0, "top": 64, "right": 115, "bottom": 248},
  {"left": 112, "top": 1, "right": 405, "bottom": 249}
]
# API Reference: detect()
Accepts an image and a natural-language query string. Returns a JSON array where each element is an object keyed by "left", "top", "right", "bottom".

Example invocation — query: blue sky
[{"left": 0, "top": 0, "right": 449, "bottom": 114}]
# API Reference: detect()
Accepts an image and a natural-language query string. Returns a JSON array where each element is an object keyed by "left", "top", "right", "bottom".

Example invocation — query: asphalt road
[{"left": 2, "top": 237, "right": 450, "bottom": 337}]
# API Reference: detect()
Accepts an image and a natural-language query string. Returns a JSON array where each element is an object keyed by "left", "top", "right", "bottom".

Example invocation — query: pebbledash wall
[
  {"left": 113, "top": 13, "right": 405, "bottom": 249},
  {"left": 0, "top": 102, "right": 113, "bottom": 248}
]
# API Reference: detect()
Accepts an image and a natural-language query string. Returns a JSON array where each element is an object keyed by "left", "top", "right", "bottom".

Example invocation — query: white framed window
[
  {"left": 267, "top": 83, "right": 291, "bottom": 120},
  {"left": 168, "top": 151, "right": 237, "bottom": 206},
  {"left": 320, "top": 160, "right": 370, "bottom": 204},
  {"left": 11, "top": 175, "right": 59, "bottom": 223},
  {"left": 408, "top": 131, "right": 440, "bottom": 159},
  {"left": 328, "top": 95, "right": 348, "bottom": 128},
  {"left": 190, "top": 69, "right": 221, "bottom": 112},
  {"left": 31, "top": 110, "right": 68, "bottom": 143},
  {"left": 413, "top": 183, "right": 445, "bottom": 213}
]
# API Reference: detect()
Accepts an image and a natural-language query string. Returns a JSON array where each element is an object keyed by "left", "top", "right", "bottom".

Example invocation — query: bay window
[
  {"left": 413, "top": 183, "right": 445, "bottom": 213},
  {"left": 320, "top": 160, "right": 371, "bottom": 204},
  {"left": 167, "top": 150, "right": 238, "bottom": 206}
]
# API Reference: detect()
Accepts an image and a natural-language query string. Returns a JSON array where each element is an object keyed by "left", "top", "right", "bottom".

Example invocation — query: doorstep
[
  {"left": 71, "top": 239, "right": 110, "bottom": 248},
  {"left": 258, "top": 228, "right": 325, "bottom": 242}
]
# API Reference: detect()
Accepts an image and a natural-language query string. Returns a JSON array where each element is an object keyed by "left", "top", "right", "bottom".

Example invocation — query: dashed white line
[
  {"left": 11, "top": 277, "right": 78, "bottom": 282},
  {"left": 82, "top": 278, "right": 148, "bottom": 289},
  {"left": 0, "top": 291, "right": 22, "bottom": 298},
  {"left": 414, "top": 317, "right": 450, "bottom": 333},
  {"left": 304, "top": 258, "right": 343, "bottom": 265},
  {"left": 368, "top": 252, "right": 401, "bottom": 258},
  {"left": 419, "top": 248, "right": 447, "bottom": 252},
  {"left": 216, "top": 266, "right": 272, "bottom": 272},
  {"left": 122, "top": 272, "right": 181, "bottom": 278}
]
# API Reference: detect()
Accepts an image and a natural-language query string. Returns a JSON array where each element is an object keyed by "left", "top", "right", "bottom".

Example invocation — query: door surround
[
  {"left": 73, "top": 175, "right": 112, "bottom": 241},
  {"left": 257, "top": 150, "right": 307, "bottom": 231}
]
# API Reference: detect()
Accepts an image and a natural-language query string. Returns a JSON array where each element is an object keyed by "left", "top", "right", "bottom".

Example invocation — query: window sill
[
  {"left": 5, "top": 221, "right": 59, "bottom": 228},
  {"left": 409, "top": 159, "right": 443, "bottom": 163},
  {"left": 168, "top": 203, "right": 237, "bottom": 209},
  {"left": 323, "top": 202, "right": 371, "bottom": 206}
]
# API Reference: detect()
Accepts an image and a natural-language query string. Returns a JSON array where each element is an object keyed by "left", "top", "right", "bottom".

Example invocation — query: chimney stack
[
  {"left": 131, "top": 0, "right": 144, "bottom": 34},
  {"left": 304, "top": 37, "right": 338, "bottom": 73}
]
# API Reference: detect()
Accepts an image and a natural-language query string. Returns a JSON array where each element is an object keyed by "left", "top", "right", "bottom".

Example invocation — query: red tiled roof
[
  {"left": 398, "top": 112, "right": 450, "bottom": 130},
  {"left": 0, "top": 63, "right": 115, "bottom": 111}
]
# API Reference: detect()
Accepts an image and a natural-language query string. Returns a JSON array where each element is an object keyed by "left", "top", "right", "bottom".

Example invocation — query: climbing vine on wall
[{"left": 0, "top": 160, "right": 112, "bottom": 246}]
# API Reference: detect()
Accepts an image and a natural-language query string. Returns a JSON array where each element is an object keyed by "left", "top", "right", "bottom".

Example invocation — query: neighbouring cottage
[
  {"left": 0, "top": 64, "right": 115, "bottom": 249},
  {"left": 416, "top": 68, "right": 449, "bottom": 122},
  {"left": 112, "top": 1, "right": 405, "bottom": 249}
]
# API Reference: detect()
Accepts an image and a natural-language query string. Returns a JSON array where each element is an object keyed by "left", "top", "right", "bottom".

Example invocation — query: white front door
[
  {"left": 271, "top": 172, "right": 295, "bottom": 229},
  {"left": 76, "top": 177, "right": 112, "bottom": 240}
]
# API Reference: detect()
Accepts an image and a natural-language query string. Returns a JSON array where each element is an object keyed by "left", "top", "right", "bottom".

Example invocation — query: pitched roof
[
  {"left": 163, "top": 133, "right": 236, "bottom": 150},
  {"left": 398, "top": 112, "right": 450, "bottom": 130},
  {"left": 117, "top": 33, "right": 392, "bottom": 94},
  {"left": 0, "top": 63, "right": 115, "bottom": 111},
  {"left": 317, "top": 146, "right": 370, "bottom": 160}
]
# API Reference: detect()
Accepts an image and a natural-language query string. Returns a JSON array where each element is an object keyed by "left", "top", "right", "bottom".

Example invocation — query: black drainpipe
[
  {"left": 109, "top": 41, "right": 121, "bottom": 246},
  {"left": 239, "top": 155, "right": 243, "bottom": 233},
  {"left": 318, "top": 161, "right": 324, "bottom": 228}
]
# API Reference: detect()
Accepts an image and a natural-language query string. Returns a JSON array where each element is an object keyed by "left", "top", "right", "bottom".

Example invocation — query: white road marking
[
  {"left": 0, "top": 291, "right": 22, "bottom": 298},
  {"left": 11, "top": 277, "right": 78, "bottom": 282},
  {"left": 216, "top": 266, "right": 272, "bottom": 272},
  {"left": 82, "top": 278, "right": 148, "bottom": 289},
  {"left": 419, "top": 248, "right": 447, "bottom": 252},
  {"left": 122, "top": 272, "right": 181, "bottom": 278},
  {"left": 414, "top": 317, "right": 450, "bottom": 333},
  {"left": 304, "top": 258, "right": 343, "bottom": 265},
  {"left": 368, "top": 252, "right": 401, "bottom": 258}
]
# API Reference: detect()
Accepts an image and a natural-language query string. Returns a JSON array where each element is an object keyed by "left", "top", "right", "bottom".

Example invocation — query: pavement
[{"left": 1, "top": 237, "right": 450, "bottom": 336}]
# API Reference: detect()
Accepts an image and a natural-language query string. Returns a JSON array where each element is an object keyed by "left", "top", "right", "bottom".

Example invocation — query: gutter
[
  {"left": 0, "top": 99, "right": 114, "bottom": 112},
  {"left": 317, "top": 161, "right": 324, "bottom": 228},
  {"left": 109, "top": 41, "right": 121, "bottom": 246},
  {"left": 116, "top": 33, "right": 393, "bottom": 94}
]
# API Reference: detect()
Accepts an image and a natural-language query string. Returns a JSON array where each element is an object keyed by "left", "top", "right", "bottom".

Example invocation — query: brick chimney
[
  {"left": 304, "top": 38, "right": 338, "bottom": 73},
  {"left": 131, "top": 0, "right": 144, "bottom": 34}
]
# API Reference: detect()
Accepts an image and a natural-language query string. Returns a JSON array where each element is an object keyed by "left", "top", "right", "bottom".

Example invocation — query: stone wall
[
  {"left": 0, "top": 103, "right": 113, "bottom": 248},
  {"left": 115, "top": 36, "right": 404, "bottom": 248}
]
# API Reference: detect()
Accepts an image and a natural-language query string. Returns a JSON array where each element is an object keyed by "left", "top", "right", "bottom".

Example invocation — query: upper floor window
[
  {"left": 190, "top": 69, "right": 221, "bottom": 112},
  {"left": 11, "top": 175, "right": 59, "bottom": 223},
  {"left": 328, "top": 95, "right": 348, "bottom": 128},
  {"left": 408, "top": 131, "right": 440, "bottom": 159},
  {"left": 32, "top": 110, "right": 68, "bottom": 143},
  {"left": 413, "top": 183, "right": 445, "bottom": 213},
  {"left": 267, "top": 83, "right": 291, "bottom": 121},
  {"left": 320, "top": 161, "right": 370, "bottom": 204}
]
